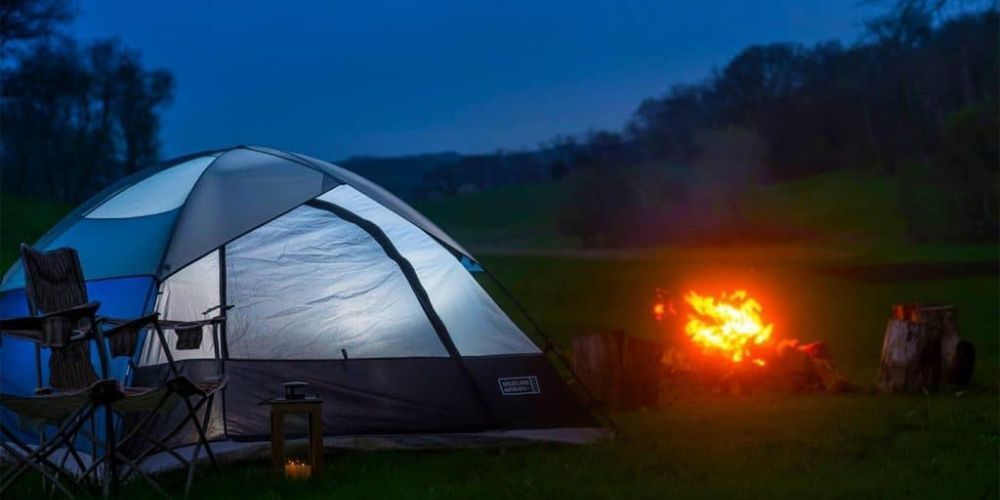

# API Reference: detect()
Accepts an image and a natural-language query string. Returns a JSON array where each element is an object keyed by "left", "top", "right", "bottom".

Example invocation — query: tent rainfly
[{"left": 0, "top": 146, "right": 605, "bottom": 461}]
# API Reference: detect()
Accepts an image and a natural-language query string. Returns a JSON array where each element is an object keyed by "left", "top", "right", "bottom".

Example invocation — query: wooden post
[
  {"left": 309, "top": 404, "right": 324, "bottom": 479},
  {"left": 270, "top": 410, "right": 286, "bottom": 476}
]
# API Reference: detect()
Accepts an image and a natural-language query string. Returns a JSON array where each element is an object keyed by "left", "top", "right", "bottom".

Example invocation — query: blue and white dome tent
[{"left": 0, "top": 146, "right": 604, "bottom": 458}]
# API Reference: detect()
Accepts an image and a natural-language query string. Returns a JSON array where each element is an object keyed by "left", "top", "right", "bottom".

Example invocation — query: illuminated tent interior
[{"left": 0, "top": 146, "right": 604, "bottom": 464}]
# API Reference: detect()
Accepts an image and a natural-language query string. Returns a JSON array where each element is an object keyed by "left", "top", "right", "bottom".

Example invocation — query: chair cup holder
[
  {"left": 110, "top": 327, "right": 140, "bottom": 357},
  {"left": 174, "top": 324, "right": 204, "bottom": 350}
]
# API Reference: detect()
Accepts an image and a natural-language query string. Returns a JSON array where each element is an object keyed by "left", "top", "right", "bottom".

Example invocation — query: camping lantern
[
  {"left": 261, "top": 384, "right": 324, "bottom": 480},
  {"left": 284, "top": 381, "right": 307, "bottom": 400}
]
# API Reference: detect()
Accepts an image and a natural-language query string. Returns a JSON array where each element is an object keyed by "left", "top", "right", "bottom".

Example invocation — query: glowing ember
[
  {"left": 652, "top": 302, "right": 676, "bottom": 321},
  {"left": 683, "top": 290, "right": 774, "bottom": 366}
]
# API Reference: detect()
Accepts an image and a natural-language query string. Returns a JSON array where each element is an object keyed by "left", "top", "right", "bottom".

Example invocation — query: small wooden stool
[{"left": 261, "top": 397, "right": 324, "bottom": 479}]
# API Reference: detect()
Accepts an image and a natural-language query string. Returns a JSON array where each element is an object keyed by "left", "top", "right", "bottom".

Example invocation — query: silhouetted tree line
[
  {"left": 1, "top": 1, "right": 994, "bottom": 245},
  {"left": 420, "top": 2, "right": 998, "bottom": 245},
  {"left": 421, "top": 147, "right": 572, "bottom": 196},
  {"left": 1, "top": 0, "right": 173, "bottom": 202},
  {"left": 554, "top": 2, "right": 998, "bottom": 245}
]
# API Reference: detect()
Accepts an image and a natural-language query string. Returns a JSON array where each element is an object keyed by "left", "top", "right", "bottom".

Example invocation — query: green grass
[
  {"left": 416, "top": 169, "right": 997, "bottom": 264},
  {"left": 34, "top": 390, "right": 995, "bottom": 499},
  {"left": 6, "top": 253, "right": 996, "bottom": 499},
  {"left": 206, "top": 255, "right": 996, "bottom": 499},
  {"left": 741, "top": 169, "right": 906, "bottom": 245},
  {"left": 2, "top": 189, "right": 998, "bottom": 498},
  {"left": 0, "top": 193, "right": 72, "bottom": 271},
  {"left": 415, "top": 183, "right": 572, "bottom": 250}
]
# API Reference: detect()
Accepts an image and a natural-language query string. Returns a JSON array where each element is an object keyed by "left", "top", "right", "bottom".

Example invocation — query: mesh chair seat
[
  {"left": 1, "top": 387, "right": 97, "bottom": 423},
  {"left": 112, "top": 376, "right": 227, "bottom": 414},
  {"left": 2, "top": 245, "right": 227, "bottom": 498},
  {"left": 1, "top": 374, "right": 228, "bottom": 430}
]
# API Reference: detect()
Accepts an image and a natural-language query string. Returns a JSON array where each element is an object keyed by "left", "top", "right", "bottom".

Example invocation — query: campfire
[
  {"left": 683, "top": 290, "right": 773, "bottom": 366},
  {"left": 654, "top": 289, "right": 848, "bottom": 393}
]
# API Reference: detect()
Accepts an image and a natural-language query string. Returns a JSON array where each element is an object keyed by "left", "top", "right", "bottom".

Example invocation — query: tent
[{"left": 0, "top": 146, "right": 605, "bottom": 459}]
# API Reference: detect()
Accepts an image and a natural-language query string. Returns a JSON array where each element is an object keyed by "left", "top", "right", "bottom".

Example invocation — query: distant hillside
[
  {"left": 414, "top": 169, "right": 925, "bottom": 253},
  {"left": 337, "top": 152, "right": 462, "bottom": 201},
  {"left": 414, "top": 182, "right": 571, "bottom": 250},
  {"left": 337, "top": 147, "right": 570, "bottom": 203}
]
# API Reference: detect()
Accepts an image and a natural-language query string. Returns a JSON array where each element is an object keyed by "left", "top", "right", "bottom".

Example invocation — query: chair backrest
[
  {"left": 20, "top": 244, "right": 98, "bottom": 391},
  {"left": 20, "top": 244, "right": 89, "bottom": 316}
]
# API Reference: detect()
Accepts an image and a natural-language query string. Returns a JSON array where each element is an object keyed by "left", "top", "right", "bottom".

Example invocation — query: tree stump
[
  {"left": 876, "top": 304, "right": 974, "bottom": 392},
  {"left": 571, "top": 330, "right": 662, "bottom": 410}
]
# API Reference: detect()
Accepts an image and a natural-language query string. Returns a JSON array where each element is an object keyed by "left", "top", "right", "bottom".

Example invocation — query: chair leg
[
  {"left": 0, "top": 411, "right": 94, "bottom": 497},
  {"left": 135, "top": 427, "right": 188, "bottom": 466},
  {"left": 81, "top": 390, "right": 218, "bottom": 497},
  {"left": 130, "top": 393, "right": 211, "bottom": 466},
  {"left": 180, "top": 394, "right": 219, "bottom": 473},
  {"left": 0, "top": 440, "right": 77, "bottom": 498},
  {"left": 77, "top": 403, "right": 173, "bottom": 485},
  {"left": 184, "top": 394, "right": 218, "bottom": 494},
  {"left": 102, "top": 404, "right": 117, "bottom": 498},
  {"left": 0, "top": 407, "right": 94, "bottom": 490},
  {"left": 111, "top": 451, "right": 170, "bottom": 499},
  {"left": 124, "top": 394, "right": 204, "bottom": 466},
  {"left": 101, "top": 392, "right": 172, "bottom": 460}
]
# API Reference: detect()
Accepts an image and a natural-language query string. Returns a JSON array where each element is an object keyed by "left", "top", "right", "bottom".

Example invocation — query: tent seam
[{"left": 305, "top": 199, "right": 500, "bottom": 430}]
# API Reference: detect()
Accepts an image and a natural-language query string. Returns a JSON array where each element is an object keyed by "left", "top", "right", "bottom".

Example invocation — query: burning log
[
  {"left": 876, "top": 304, "right": 974, "bottom": 392},
  {"left": 790, "top": 341, "right": 849, "bottom": 392},
  {"left": 655, "top": 289, "right": 849, "bottom": 393},
  {"left": 660, "top": 339, "right": 850, "bottom": 394},
  {"left": 571, "top": 330, "right": 663, "bottom": 410}
]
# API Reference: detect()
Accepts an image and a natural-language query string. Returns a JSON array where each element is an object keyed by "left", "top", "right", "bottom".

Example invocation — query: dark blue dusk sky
[{"left": 72, "top": 1, "right": 885, "bottom": 160}]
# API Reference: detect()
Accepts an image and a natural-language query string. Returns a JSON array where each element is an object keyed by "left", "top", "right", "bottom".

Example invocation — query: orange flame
[{"left": 683, "top": 290, "right": 773, "bottom": 366}]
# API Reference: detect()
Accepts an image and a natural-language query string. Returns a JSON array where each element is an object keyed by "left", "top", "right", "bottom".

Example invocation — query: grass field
[
  {"left": 415, "top": 169, "right": 912, "bottom": 252},
  {"left": 2, "top": 181, "right": 998, "bottom": 498},
  {"left": 6, "top": 251, "right": 997, "bottom": 499}
]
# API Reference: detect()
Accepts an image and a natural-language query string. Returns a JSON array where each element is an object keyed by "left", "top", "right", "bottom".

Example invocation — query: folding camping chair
[
  {"left": 0, "top": 245, "right": 227, "bottom": 498},
  {"left": 76, "top": 314, "right": 227, "bottom": 497}
]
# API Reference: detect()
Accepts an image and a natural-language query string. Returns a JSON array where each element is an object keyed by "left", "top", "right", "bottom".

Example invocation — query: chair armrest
[
  {"left": 0, "top": 315, "right": 42, "bottom": 330},
  {"left": 0, "top": 302, "right": 101, "bottom": 344},
  {"left": 40, "top": 301, "right": 102, "bottom": 320},
  {"left": 100, "top": 313, "right": 160, "bottom": 337},
  {"left": 157, "top": 315, "right": 225, "bottom": 330},
  {"left": 0, "top": 315, "right": 45, "bottom": 341}
]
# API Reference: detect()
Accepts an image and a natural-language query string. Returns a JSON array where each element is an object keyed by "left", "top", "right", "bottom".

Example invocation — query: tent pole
[
  {"left": 305, "top": 199, "right": 500, "bottom": 430},
  {"left": 218, "top": 247, "right": 230, "bottom": 439}
]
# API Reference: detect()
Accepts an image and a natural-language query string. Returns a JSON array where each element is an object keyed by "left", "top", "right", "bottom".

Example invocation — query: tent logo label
[{"left": 498, "top": 376, "right": 541, "bottom": 396}]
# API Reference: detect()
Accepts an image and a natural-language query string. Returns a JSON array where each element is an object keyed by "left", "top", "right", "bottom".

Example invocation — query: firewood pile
[
  {"left": 660, "top": 339, "right": 850, "bottom": 394},
  {"left": 570, "top": 330, "right": 849, "bottom": 409},
  {"left": 567, "top": 296, "right": 975, "bottom": 410}
]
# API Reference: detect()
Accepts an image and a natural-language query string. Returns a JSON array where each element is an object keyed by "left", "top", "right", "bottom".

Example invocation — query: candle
[{"left": 284, "top": 459, "right": 312, "bottom": 480}]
